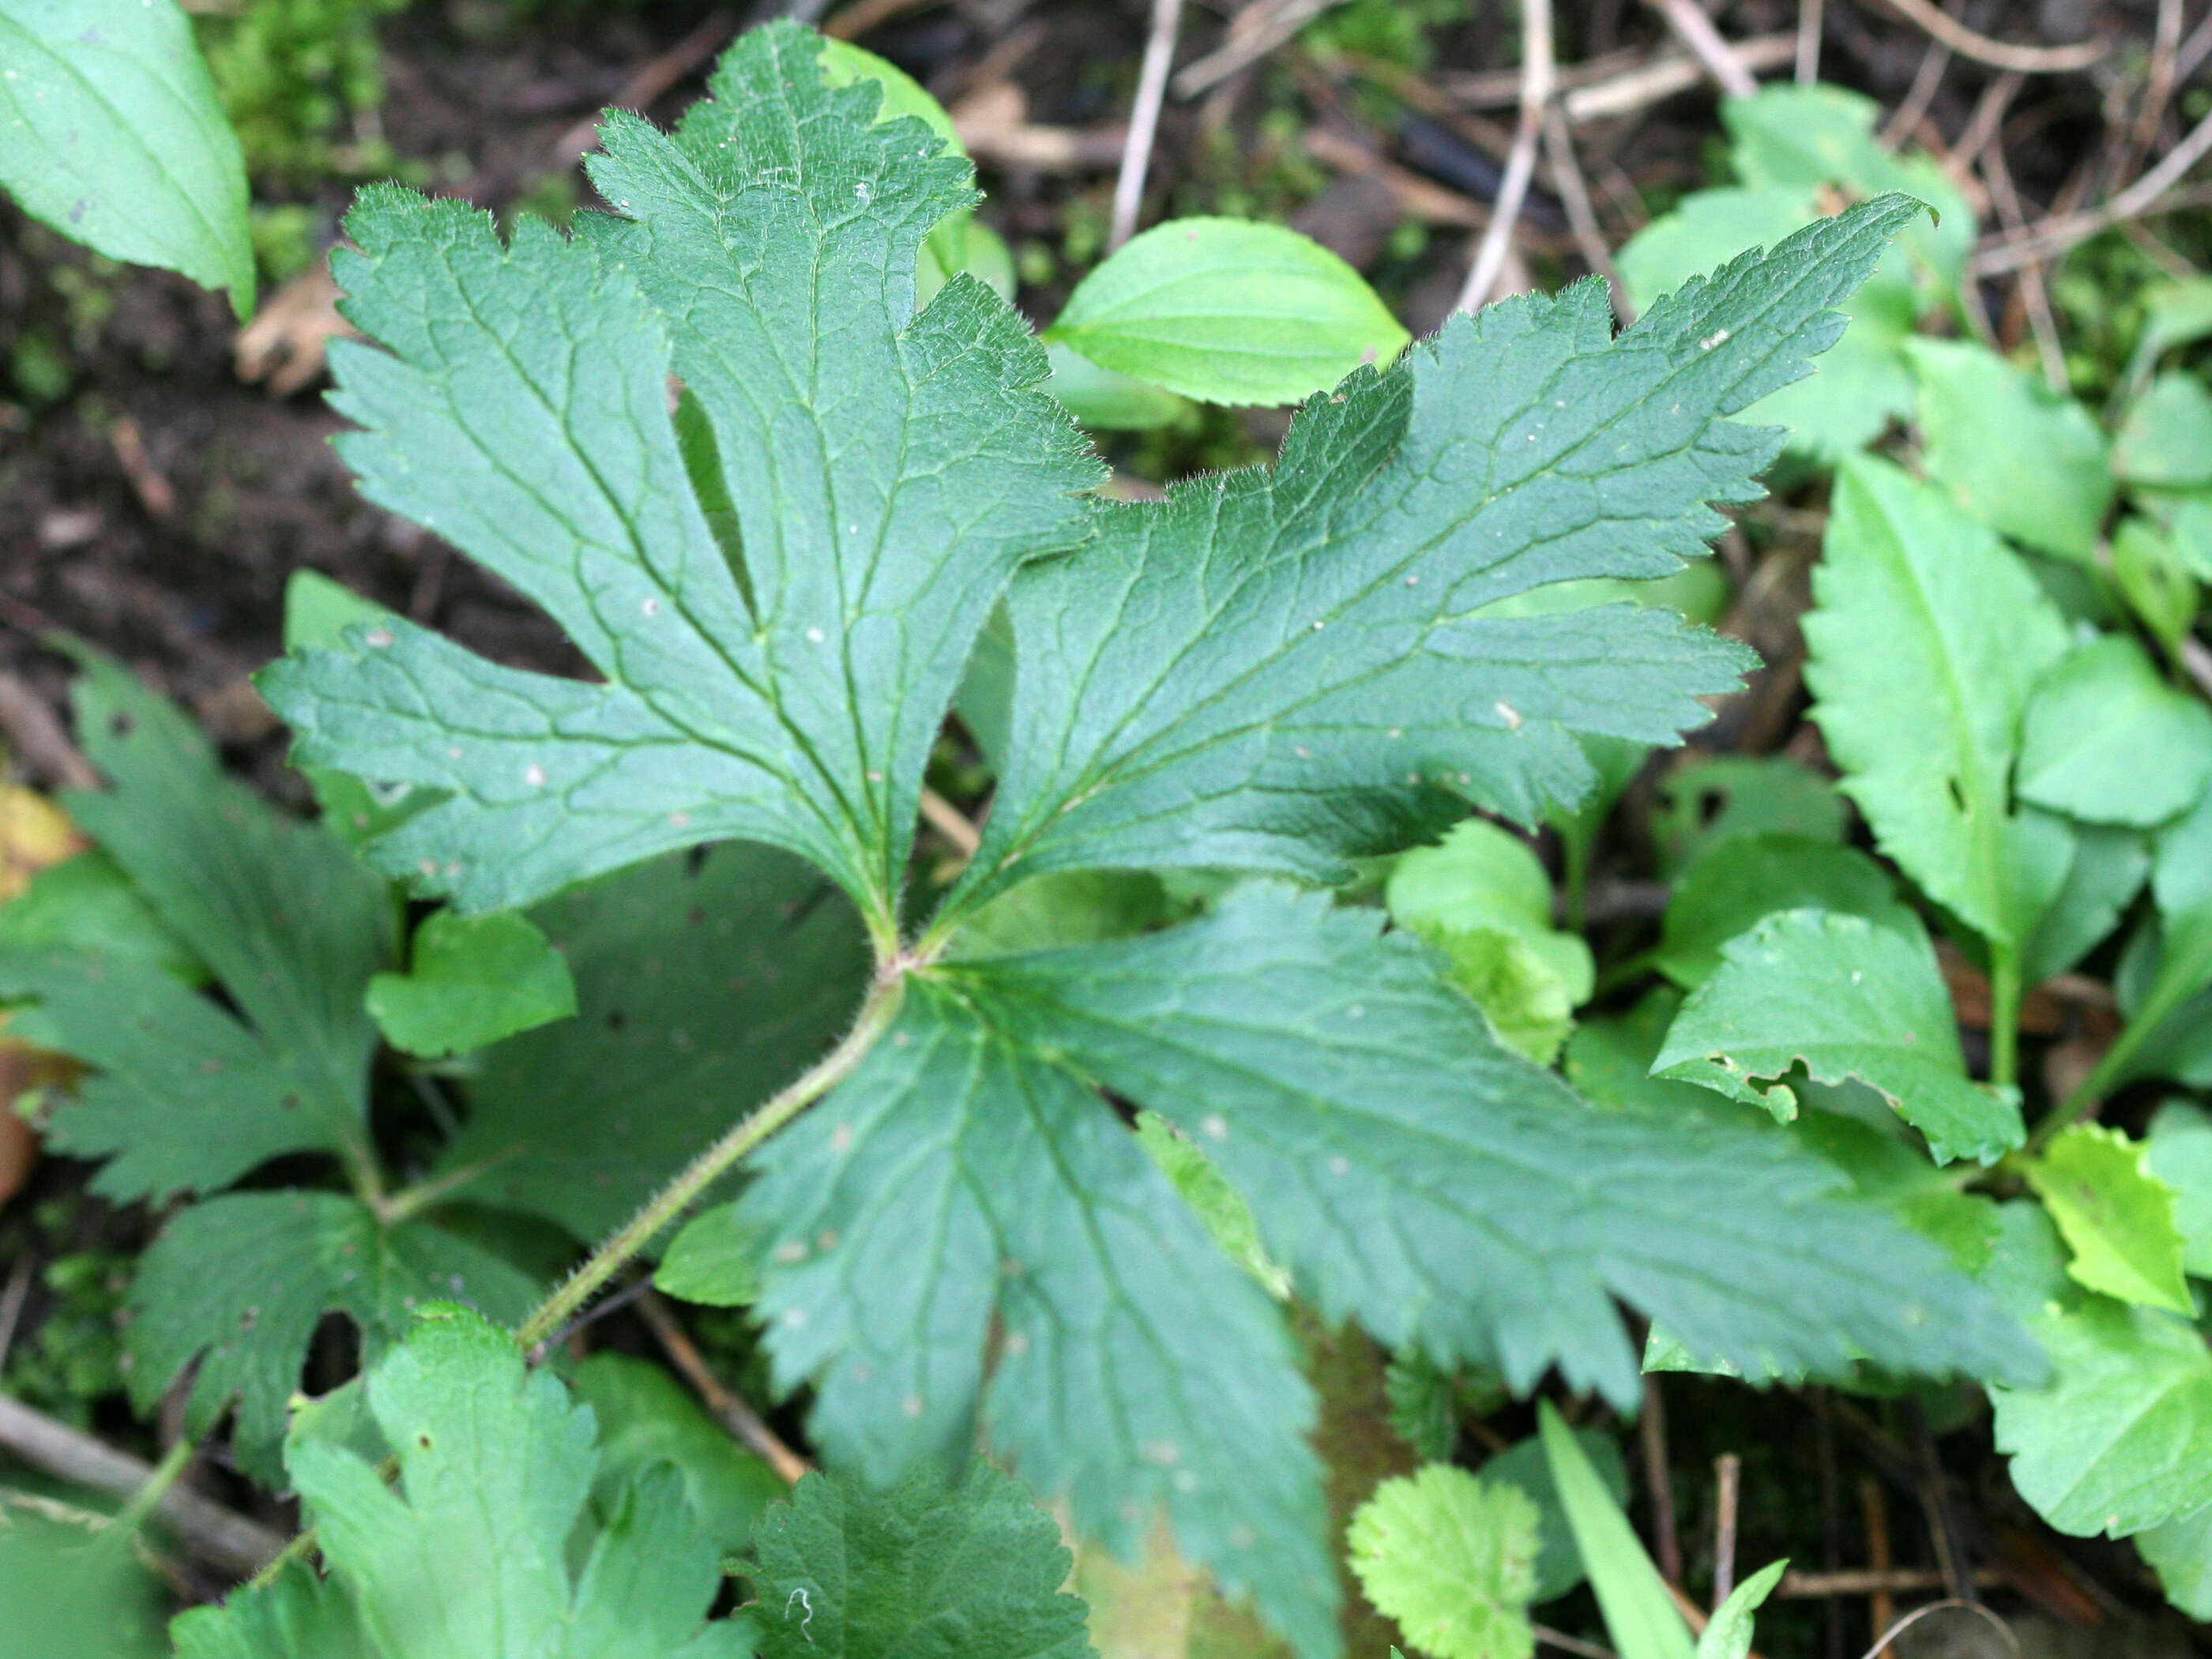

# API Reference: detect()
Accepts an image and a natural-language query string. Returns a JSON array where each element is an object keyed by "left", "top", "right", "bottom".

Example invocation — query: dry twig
[
  {"left": 1872, "top": 0, "right": 2104, "bottom": 73},
  {"left": 634, "top": 1290, "right": 811, "bottom": 1487},
  {"left": 0, "top": 672, "right": 96, "bottom": 792},
  {"left": 1108, "top": 0, "right": 1186, "bottom": 249},
  {"left": 1542, "top": 104, "right": 1631, "bottom": 323},
  {"left": 1172, "top": 0, "right": 1343, "bottom": 99},
  {"left": 1713, "top": 1452, "right": 1741, "bottom": 1608},
  {"left": 1645, "top": 0, "right": 1757, "bottom": 98},
  {"left": 1640, "top": 1373, "right": 1684, "bottom": 1586},
  {"left": 1454, "top": 0, "right": 1551, "bottom": 313},
  {"left": 1973, "top": 103, "right": 2212, "bottom": 273},
  {"left": 1796, "top": 0, "right": 1824, "bottom": 85}
]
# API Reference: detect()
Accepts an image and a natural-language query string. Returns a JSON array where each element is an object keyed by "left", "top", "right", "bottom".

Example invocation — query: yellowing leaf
[{"left": 2026, "top": 1124, "right": 2194, "bottom": 1315}]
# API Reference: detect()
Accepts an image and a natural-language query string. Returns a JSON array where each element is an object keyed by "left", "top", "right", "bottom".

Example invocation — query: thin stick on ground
[
  {"left": 1542, "top": 103, "right": 1632, "bottom": 325},
  {"left": 1646, "top": 0, "right": 1757, "bottom": 98},
  {"left": 1974, "top": 103, "right": 2212, "bottom": 273},
  {"left": 1796, "top": 0, "right": 1823, "bottom": 85},
  {"left": 1640, "top": 1372, "right": 1685, "bottom": 1586},
  {"left": 1454, "top": 0, "right": 1551, "bottom": 314},
  {"left": 1981, "top": 131, "right": 2069, "bottom": 392},
  {"left": 1860, "top": 1476, "right": 1897, "bottom": 1659},
  {"left": 1872, "top": 0, "right": 2104, "bottom": 73},
  {"left": 1108, "top": 0, "right": 1186, "bottom": 250},
  {"left": 636, "top": 1289, "right": 812, "bottom": 1487},
  {"left": 1880, "top": 39, "right": 1948, "bottom": 150},
  {"left": 1714, "top": 1452, "right": 1742, "bottom": 1608}
]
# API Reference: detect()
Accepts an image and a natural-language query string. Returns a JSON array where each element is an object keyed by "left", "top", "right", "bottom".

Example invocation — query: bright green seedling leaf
[
  {"left": 0, "top": 652, "right": 390, "bottom": 1200},
  {"left": 814, "top": 36, "right": 957, "bottom": 146},
  {"left": 1479, "top": 1430, "right": 1631, "bottom": 1604},
  {"left": 1653, "top": 908, "right": 2022, "bottom": 1164},
  {"left": 0, "top": 0, "right": 253, "bottom": 313},
  {"left": 259, "top": 24, "right": 1102, "bottom": 942},
  {"left": 2026, "top": 1124, "right": 2194, "bottom": 1315},
  {"left": 957, "top": 201, "right": 1925, "bottom": 917},
  {"left": 570, "top": 1352, "right": 784, "bottom": 1553},
  {"left": 1905, "top": 338, "right": 2112, "bottom": 564},
  {"left": 1805, "top": 455, "right": 2069, "bottom": 946},
  {"left": 2021, "top": 818, "right": 2149, "bottom": 986},
  {"left": 1650, "top": 755, "right": 1846, "bottom": 878},
  {"left": 1539, "top": 1401, "right": 1692, "bottom": 1659},
  {"left": 2135, "top": 1504, "right": 2212, "bottom": 1619},
  {"left": 1386, "top": 819, "right": 1593, "bottom": 1063},
  {"left": 2116, "top": 371, "right": 2212, "bottom": 489},
  {"left": 1346, "top": 1466, "right": 1539, "bottom": 1659},
  {"left": 657, "top": 1201, "right": 769, "bottom": 1307},
  {"left": 2110, "top": 517, "right": 2202, "bottom": 653},
  {"left": 171, "top": 1563, "right": 369, "bottom": 1659},
  {"left": 282, "top": 570, "right": 432, "bottom": 850},
  {"left": 1135, "top": 1111, "right": 1291, "bottom": 1296},
  {"left": 287, "top": 1305, "right": 749, "bottom": 1658},
  {"left": 2146, "top": 1101, "right": 2212, "bottom": 1277},
  {"left": 2016, "top": 635, "right": 2212, "bottom": 828},
  {"left": 2126, "top": 279, "right": 2212, "bottom": 395},
  {"left": 1044, "top": 341, "right": 1196, "bottom": 430},
  {"left": 1655, "top": 833, "right": 1907, "bottom": 988},
  {"left": 1694, "top": 1561, "right": 1787, "bottom": 1659},
  {"left": 0, "top": 849, "right": 199, "bottom": 980},
  {"left": 749, "top": 1463, "right": 1093, "bottom": 1659},
  {"left": 1987, "top": 1204, "right": 2212, "bottom": 1537},
  {"left": 2108, "top": 787, "right": 2212, "bottom": 1092},
  {"left": 366, "top": 908, "right": 577, "bottom": 1059},
  {"left": 1045, "top": 216, "right": 1410, "bottom": 406},
  {"left": 126, "top": 1191, "right": 537, "bottom": 1480},
  {"left": 435, "top": 843, "right": 868, "bottom": 1243}
]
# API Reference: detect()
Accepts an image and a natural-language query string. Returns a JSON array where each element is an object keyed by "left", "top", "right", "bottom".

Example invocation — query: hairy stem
[
  {"left": 1987, "top": 944, "right": 2022, "bottom": 1092},
  {"left": 512, "top": 971, "right": 908, "bottom": 1352}
]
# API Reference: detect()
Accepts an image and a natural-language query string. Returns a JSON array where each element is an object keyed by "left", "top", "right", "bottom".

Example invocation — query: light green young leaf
[
  {"left": 1652, "top": 908, "right": 2021, "bottom": 1164},
  {"left": 280, "top": 570, "right": 430, "bottom": 850},
  {"left": 749, "top": 1464, "right": 1094, "bottom": 1659},
  {"left": 2109, "top": 517, "right": 2201, "bottom": 652},
  {"left": 2116, "top": 371, "right": 2212, "bottom": 489},
  {"left": 260, "top": 24, "right": 1101, "bottom": 940},
  {"left": 170, "top": 1563, "right": 370, "bottom": 1659},
  {"left": 1046, "top": 217, "right": 1410, "bottom": 406},
  {"left": 1693, "top": 1560, "right": 1787, "bottom": 1659},
  {"left": 2016, "top": 635, "right": 2212, "bottom": 828},
  {"left": 434, "top": 842, "right": 868, "bottom": 1243},
  {"left": 366, "top": 908, "right": 577, "bottom": 1059},
  {"left": 126, "top": 1191, "right": 538, "bottom": 1479},
  {"left": 2146, "top": 1101, "right": 2212, "bottom": 1277},
  {"left": 1987, "top": 1204, "right": 2212, "bottom": 1537},
  {"left": 1345, "top": 1466, "right": 1539, "bottom": 1659},
  {"left": 1135, "top": 1111, "right": 1291, "bottom": 1297},
  {"left": 656, "top": 1201, "right": 768, "bottom": 1307},
  {"left": 0, "top": 652, "right": 392, "bottom": 1199},
  {"left": 2135, "top": 1504, "right": 2212, "bottom": 1619},
  {"left": 1804, "top": 455, "right": 2069, "bottom": 944},
  {"left": 2026, "top": 1124, "right": 2194, "bottom": 1315},
  {"left": 954, "top": 200, "right": 1923, "bottom": 917},
  {"left": 2110, "top": 786, "right": 2212, "bottom": 1090},
  {"left": 0, "top": 0, "right": 253, "bottom": 312},
  {"left": 1045, "top": 341, "right": 1196, "bottom": 431},
  {"left": 1905, "top": 338, "right": 2112, "bottom": 564},
  {"left": 1539, "top": 1401, "right": 1692, "bottom": 1659},
  {"left": 570, "top": 1352, "right": 784, "bottom": 1553},
  {"left": 814, "top": 36, "right": 958, "bottom": 146},
  {"left": 289, "top": 1306, "right": 747, "bottom": 1659},
  {"left": 1386, "top": 820, "right": 1593, "bottom": 1063},
  {"left": 1655, "top": 834, "right": 1907, "bottom": 989},
  {"left": 2020, "top": 818, "right": 2149, "bottom": 986},
  {"left": 1650, "top": 755, "right": 1845, "bottom": 878},
  {"left": 1479, "top": 1430, "right": 1631, "bottom": 1604},
  {"left": 2126, "top": 280, "right": 2212, "bottom": 393}
]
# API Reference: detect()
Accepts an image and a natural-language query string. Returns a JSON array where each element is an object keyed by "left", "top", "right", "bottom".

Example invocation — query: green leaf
[
  {"left": 656, "top": 1201, "right": 768, "bottom": 1307},
  {"left": 1045, "top": 217, "right": 1409, "bottom": 406},
  {"left": 1793, "top": 1109, "right": 2001, "bottom": 1273},
  {"left": 125, "top": 1191, "right": 538, "bottom": 1478},
  {"left": 748, "top": 1463, "right": 1093, "bottom": 1659},
  {"left": 2109, "top": 517, "right": 2201, "bottom": 653},
  {"left": 0, "top": 850, "right": 198, "bottom": 980},
  {"left": 1905, "top": 338, "right": 2113, "bottom": 564},
  {"left": 2127, "top": 280, "right": 2212, "bottom": 393},
  {"left": 1804, "top": 455, "right": 2069, "bottom": 944},
  {"left": 288, "top": 1304, "right": 747, "bottom": 1658},
  {"left": 1135, "top": 1111, "right": 1290, "bottom": 1297},
  {"left": 2116, "top": 371, "right": 2212, "bottom": 489},
  {"left": 2135, "top": 1503, "right": 2212, "bottom": 1619},
  {"left": 1345, "top": 1466, "right": 1539, "bottom": 1659},
  {"left": 1650, "top": 755, "right": 1845, "bottom": 878},
  {"left": 814, "top": 36, "right": 959, "bottom": 149},
  {"left": 1987, "top": 1204, "right": 2212, "bottom": 1537},
  {"left": 259, "top": 23, "right": 1100, "bottom": 939},
  {"left": 570, "top": 1352, "right": 784, "bottom": 1553},
  {"left": 1562, "top": 991, "right": 1725, "bottom": 1115},
  {"left": 280, "top": 570, "right": 431, "bottom": 851},
  {"left": 366, "top": 908, "right": 577, "bottom": 1059},
  {"left": 170, "top": 1563, "right": 370, "bottom": 1659},
  {"left": 1386, "top": 820, "right": 1593, "bottom": 1063},
  {"left": 1539, "top": 1401, "right": 1691, "bottom": 1659},
  {"left": 0, "top": 652, "right": 392, "bottom": 1198},
  {"left": 2025, "top": 1124, "right": 2194, "bottom": 1315},
  {"left": 0, "top": 0, "right": 253, "bottom": 313},
  {"left": 2020, "top": 818, "right": 2149, "bottom": 986},
  {"left": 0, "top": 1511, "right": 167, "bottom": 1659},
  {"left": 1478, "top": 1430, "right": 1631, "bottom": 1604},
  {"left": 2145, "top": 1101, "right": 2212, "bottom": 1277},
  {"left": 1655, "top": 834, "right": 1907, "bottom": 989},
  {"left": 2111, "top": 786, "right": 2212, "bottom": 1090},
  {"left": 434, "top": 842, "right": 868, "bottom": 1243},
  {"left": 1653, "top": 908, "right": 2022, "bottom": 1164},
  {"left": 952, "top": 886, "right": 2039, "bottom": 1405},
  {"left": 1045, "top": 341, "right": 1196, "bottom": 431},
  {"left": 1384, "top": 1353, "right": 1462, "bottom": 1464},
  {"left": 2016, "top": 635, "right": 2212, "bottom": 828},
  {"left": 1693, "top": 1561, "right": 1787, "bottom": 1659},
  {"left": 954, "top": 200, "right": 1921, "bottom": 917},
  {"left": 738, "top": 969, "right": 1334, "bottom": 1658}
]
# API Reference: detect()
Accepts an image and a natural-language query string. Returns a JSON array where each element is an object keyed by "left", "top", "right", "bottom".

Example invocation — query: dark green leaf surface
[
  {"left": 438, "top": 843, "right": 868, "bottom": 1242},
  {"left": 946, "top": 201, "right": 1923, "bottom": 920},
  {"left": 749, "top": 1464, "right": 1094, "bottom": 1659},
  {"left": 1655, "top": 834, "right": 1906, "bottom": 989},
  {"left": 0, "top": 0, "right": 253, "bottom": 310},
  {"left": 570, "top": 1352, "right": 784, "bottom": 1553},
  {"left": 261, "top": 24, "right": 1100, "bottom": 935},
  {"left": 1649, "top": 755, "right": 1845, "bottom": 877},
  {"left": 739, "top": 970, "right": 1331, "bottom": 1657},
  {"left": 126, "top": 1192, "right": 537, "bottom": 1477}
]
